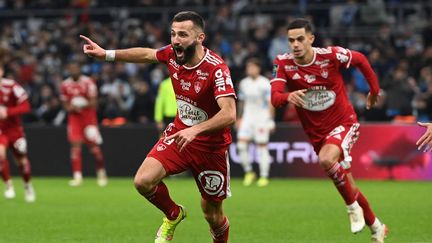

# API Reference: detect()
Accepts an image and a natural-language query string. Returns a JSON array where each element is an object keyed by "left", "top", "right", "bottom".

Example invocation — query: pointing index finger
[{"left": 79, "top": 35, "right": 93, "bottom": 44}]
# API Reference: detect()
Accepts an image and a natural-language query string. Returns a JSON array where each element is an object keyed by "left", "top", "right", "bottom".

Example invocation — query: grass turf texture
[{"left": 1, "top": 178, "right": 431, "bottom": 243}]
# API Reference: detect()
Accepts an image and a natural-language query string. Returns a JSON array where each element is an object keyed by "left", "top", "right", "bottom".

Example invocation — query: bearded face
[{"left": 172, "top": 41, "right": 197, "bottom": 65}]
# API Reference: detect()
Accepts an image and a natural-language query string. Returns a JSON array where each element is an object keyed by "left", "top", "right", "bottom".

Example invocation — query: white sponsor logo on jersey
[
  {"left": 198, "top": 170, "right": 225, "bottom": 196},
  {"left": 173, "top": 72, "right": 178, "bottom": 80},
  {"left": 196, "top": 70, "right": 209, "bottom": 76},
  {"left": 169, "top": 59, "right": 180, "bottom": 69},
  {"left": 302, "top": 89, "right": 336, "bottom": 111},
  {"left": 180, "top": 79, "right": 191, "bottom": 91},
  {"left": 315, "top": 59, "right": 330, "bottom": 67},
  {"left": 304, "top": 74, "right": 316, "bottom": 83},
  {"left": 336, "top": 53, "right": 349, "bottom": 63},
  {"left": 315, "top": 47, "right": 332, "bottom": 54},
  {"left": 215, "top": 69, "right": 226, "bottom": 92},
  {"left": 284, "top": 65, "right": 298, "bottom": 71},
  {"left": 177, "top": 100, "right": 208, "bottom": 126}
]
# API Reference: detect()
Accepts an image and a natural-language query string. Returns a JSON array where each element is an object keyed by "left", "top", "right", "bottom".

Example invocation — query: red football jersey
[
  {"left": 0, "top": 78, "right": 29, "bottom": 129},
  {"left": 60, "top": 75, "right": 98, "bottom": 122},
  {"left": 271, "top": 46, "right": 371, "bottom": 140},
  {"left": 156, "top": 45, "right": 236, "bottom": 152}
]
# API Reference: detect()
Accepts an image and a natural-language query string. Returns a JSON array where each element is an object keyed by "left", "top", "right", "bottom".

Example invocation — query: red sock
[
  {"left": 90, "top": 146, "right": 105, "bottom": 170},
  {"left": 145, "top": 181, "right": 180, "bottom": 220},
  {"left": 326, "top": 162, "right": 355, "bottom": 205},
  {"left": 18, "top": 160, "right": 31, "bottom": 183},
  {"left": 1, "top": 159, "right": 11, "bottom": 182},
  {"left": 71, "top": 146, "right": 82, "bottom": 173},
  {"left": 210, "top": 217, "right": 230, "bottom": 243},
  {"left": 356, "top": 191, "right": 376, "bottom": 225}
]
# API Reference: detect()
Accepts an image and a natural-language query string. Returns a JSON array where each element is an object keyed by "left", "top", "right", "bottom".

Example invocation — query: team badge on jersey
[
  {"left": 320, "top": 69, "right": 328, "bottom": 78},
  {"left": 194, "top": 81, "right": 202, "bottom": 93}
]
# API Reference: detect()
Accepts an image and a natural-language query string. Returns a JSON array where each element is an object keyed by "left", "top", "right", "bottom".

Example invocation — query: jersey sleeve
[
  {"left": 60, "top": 83, "right": 68, "bottom": 102},
  {"left": 12, "top": 83, "right": 28, "bottom": 104},
  {"left": 212, "top": 65, "right": 236, "bottom": 100},
  {"left": 270, "top": 57, "right": 288, "bottom": 83},
  {"left": 155, "top": 45, "right": 171, "bottom": 64},
  {"left": 87, "top": 79, "right": 98, "bottom": 97},
  {"left": 330, "top": 46, "right": 353, "bottom": 69}
]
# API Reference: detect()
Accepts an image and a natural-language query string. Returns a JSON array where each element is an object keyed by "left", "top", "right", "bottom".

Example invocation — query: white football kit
[{"left": 237, "top": 75, "right": 273, "bottom": 144}]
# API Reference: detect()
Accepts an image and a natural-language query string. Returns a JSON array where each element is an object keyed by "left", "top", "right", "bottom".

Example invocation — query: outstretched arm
[
  {"left": 0, "top": 100, "right": 31, "bottom": 119},
  {"left": 350, "top": 50, "right": 380, "bottom": 110},
  {"left": 80, "top": 35, "right": 158, "bottom": 63},
  {"left": 416, "top": 122, "right": 432, "bottom": 152}
]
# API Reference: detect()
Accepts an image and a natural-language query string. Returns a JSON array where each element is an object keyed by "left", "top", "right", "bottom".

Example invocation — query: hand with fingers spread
[
  {"left": 416, "top": 122, "right": 432, "bottom": 152},
  {"left": 288, "top": 89, "right": 307, "bottom": 108},
  {"left": 165, "top": 127, "right": 200, "bottom": 152},
  {"left": 80, "top": 35, "right": 106, "bottom": 60},
  {"left": 366, "top": 92, "right": 380, "bottom": 110}
]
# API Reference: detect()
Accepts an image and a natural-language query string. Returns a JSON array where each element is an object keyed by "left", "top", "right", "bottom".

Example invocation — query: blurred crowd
[{"left": 0, "top": 0, "right": 431, "bottom": 125}]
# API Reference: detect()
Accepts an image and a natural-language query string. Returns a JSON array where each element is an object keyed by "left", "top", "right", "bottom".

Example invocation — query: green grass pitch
[{"left": 1, "top": 177, "right": 431, "bottom": 243}]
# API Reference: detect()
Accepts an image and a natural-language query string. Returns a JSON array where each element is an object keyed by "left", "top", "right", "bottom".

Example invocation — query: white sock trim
[
  {"left": 370, "top": 217, "right": 382, "bottom": 231},
  {"left": 347, "top": 201, "right": 360, "bottom": 210}
]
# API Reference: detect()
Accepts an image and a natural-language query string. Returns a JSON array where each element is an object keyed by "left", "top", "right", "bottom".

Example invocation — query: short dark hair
[
  {"left": 246, "top": 57, "right": 261, "bottom": 67},
  {"left": 172, "top": 11, "right": 205, "bottom": 31},
  {"left": 287, "top": 18, "right": 313, "bottom": 33}
]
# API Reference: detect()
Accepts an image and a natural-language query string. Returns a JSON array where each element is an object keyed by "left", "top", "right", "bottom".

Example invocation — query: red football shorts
[
  {"left": 147, "top": 137, "right": 231, "bottom": 202},
  {"left": 67, "top": 115, "right": 102, "bottom": 145},
  {"left": 0, "top": 126, "right": 28, "bottom": 156},
  {"left": 311, "top": 123, "right": 360, "bottom": 169}
]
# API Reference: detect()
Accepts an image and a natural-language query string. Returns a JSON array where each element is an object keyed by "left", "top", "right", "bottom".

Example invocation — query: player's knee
[
  {"left": 133, "top": 173, "right": 156, "bottom": 194},
  {"left": 318, "top": 156, "right": 335, "bottom": 169},
  {"left": 0, "top": 153, "right": 6, "bottom": 161},
  {"left": 203, "top": 209, "right": 223, "bottom": 225}
]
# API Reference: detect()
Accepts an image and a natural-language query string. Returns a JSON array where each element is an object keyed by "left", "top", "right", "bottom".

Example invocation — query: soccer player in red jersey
[
  {"left": 271, "top": 18, "right": 388, "bottom": 243},
  {"left": 0, "top": 63, "right": 36, "bottom": 202},
  {"left": 81, "top": 11, "right": 235, "bottom": 243},
  {"left": 60, "top": 61, "right": 108, "bottom": 187}
]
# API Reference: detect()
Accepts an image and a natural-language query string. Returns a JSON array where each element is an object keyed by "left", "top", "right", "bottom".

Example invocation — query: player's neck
[
  {"left": 295, "top": 48, "right": 314, "bottom": 65},
  {"left": 250, "top": 74, "right": 259, "bottom": 80},
  {"left": 185, "top": 46, "right": 205, "bottom": 67}
]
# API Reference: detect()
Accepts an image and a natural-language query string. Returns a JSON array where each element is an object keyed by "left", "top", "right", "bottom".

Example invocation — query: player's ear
[
  {"left": 309, "top": 34, "right": 315, "bottom": 45},
  {"left": 197, "top": 32, "right": 205, "bottom": 44}
]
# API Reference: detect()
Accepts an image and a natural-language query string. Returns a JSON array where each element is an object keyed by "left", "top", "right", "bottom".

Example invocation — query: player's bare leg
[
  {"left": 1, "top": 159, "right": 15, "bottom": 199},
  {"left": 201, "top": 198, "right": 229, "bottom": 243},
  {"left": 347, "top": 174, "right": 388, "bottom": 242},
  {"left": 238, "top": 139, "right": 256, "bottom": 186},
  {"left": 69, "top": 142, "right": 83, "bottom": 186},
  {"left": 256, "top": 143, "right": 270, "bottom": 187},
  {"left": 15, "top": 155, "right": 35, "bottom": 203},
  {"left": 0, "top": 145, "right": 15, "bottom": 199},
  {"left": 318, "top": 144, "right": 365, "bottom": 233},
  {"left": 88, "top": 144, "right": 107, "bottom": 187},
  {"left": 134, "top": 157, "right": 184, "bottom": 242}
]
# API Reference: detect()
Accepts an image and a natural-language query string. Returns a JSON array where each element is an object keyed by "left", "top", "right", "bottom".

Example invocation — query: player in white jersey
[{"left": 236, "top": 58, "right": 274, "bottom": 187}]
